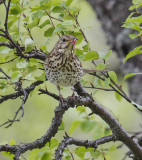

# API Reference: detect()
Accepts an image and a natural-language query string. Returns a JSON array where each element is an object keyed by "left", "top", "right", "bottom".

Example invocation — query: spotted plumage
[{"left": 44, "top": 35, "right": 83, "bottom": 87}]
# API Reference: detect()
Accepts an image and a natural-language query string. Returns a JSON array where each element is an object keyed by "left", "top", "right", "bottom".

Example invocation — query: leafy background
[{"left": 0, "top": 0, "right": 141, "bottom": 159}]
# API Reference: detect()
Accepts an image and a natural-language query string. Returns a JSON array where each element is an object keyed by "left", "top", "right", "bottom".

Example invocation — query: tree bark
[{"left": 87, "top": 0, "right": 142, "bottom": 105}]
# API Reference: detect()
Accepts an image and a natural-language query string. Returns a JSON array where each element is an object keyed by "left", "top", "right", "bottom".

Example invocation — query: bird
[{"left": 44, "top": 35, "right": 105, "bottom": 103}]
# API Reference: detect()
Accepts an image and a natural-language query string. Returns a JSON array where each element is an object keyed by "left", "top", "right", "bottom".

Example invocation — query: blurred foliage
[
  {"left": 122, "top": 0, "right": 142, "bottom": 79},
  {"left": 0, "top": 0, "right": 142, "bottom": 159}
]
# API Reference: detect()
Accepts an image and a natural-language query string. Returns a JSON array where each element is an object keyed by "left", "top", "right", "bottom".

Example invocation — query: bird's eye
[{"left": 62, "top": 38, "right": 66, "bottom": 42}]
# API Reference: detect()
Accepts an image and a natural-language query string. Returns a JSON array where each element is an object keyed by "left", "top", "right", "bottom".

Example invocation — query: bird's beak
[{"left": 72, "top": 37, "right": 79, "bottom": 44}]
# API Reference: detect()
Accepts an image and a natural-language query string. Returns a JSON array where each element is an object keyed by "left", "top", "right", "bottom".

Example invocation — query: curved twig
[{"left": 55, "top": 135, "right": 115, "bottom": 160}]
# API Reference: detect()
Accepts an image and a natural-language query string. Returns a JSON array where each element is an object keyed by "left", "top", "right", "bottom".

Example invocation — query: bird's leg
[
  {"left": 57, "top": 86, "right": 64, "bottom": 105},
  {"left": 71, "top": 86, "right": 75, "bottom": 98}
]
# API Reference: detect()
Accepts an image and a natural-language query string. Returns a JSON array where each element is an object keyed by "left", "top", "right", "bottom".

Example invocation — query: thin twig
[
  {"left": 0, "top": 57, "right": 17, "bottom": 65},
  {"left": 39, "top": 88, "right": 59, "bottom": 101},
  {"left": 0, "top": 68, "right": 11, "bottom": 79},
  {"left": 0, "top": 42, "right": 13, "bottom": 48},
  {"left": 63, "top": 7, "right": 90, "bottom": 48},
  {"left": 66, "top": 146, "right": 74, "bottom": 160},
  {"left": 0, "top": 82, "right": 28, "bottom": 128},
  {"left": 4, "top": 0, "right": 11, "bottom": 31},
  {"left": 44, "top": 10, "right": 61, "bottom": 38},
  {"left": 47, "top": 15, "right": 63, "bottom": 22},
  {"left": 84, "top": 82, "right": 114, "bottom": 91}
]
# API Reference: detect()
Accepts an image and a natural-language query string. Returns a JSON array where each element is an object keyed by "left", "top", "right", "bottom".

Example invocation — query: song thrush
[{"left": 44, "top": 35, "right": 104, "bottom": 102}]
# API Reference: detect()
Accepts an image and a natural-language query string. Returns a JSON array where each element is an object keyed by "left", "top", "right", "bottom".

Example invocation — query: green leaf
[
  {"left": 82, "top": 43, "right": 89, "bottom": 52},
  {"left": 132, "top": 0, "right": 142, "bottom": 4},
  {"left": 44, "top": 27, "right": 54, "bottom": 37},
  {"left": 28, "top": 149, "right": 40, "bottom": 160},
  {"left": 31, "top": 11, "right": 46, "bottom": 19},
  {"left": 10, "top": 139, "right": 15, "bottom": 145},
  {"left": 25, "top": 73, "right": 35, "bottom": 81},
  {"left": 53, "top": 25, "right": 65, "bottom": 34},
  {"left": 49, "top": 139, "right": 59, "bottom": 149},
  {"left": 11, "top": 71, "right": 22, "bottom": 82},
  {"left": 40, "top": 0, "right": 50, "bottom": 5},
  {"left": 8, "top": 16, "right": 19, "bottom": 29},
  {"left": 58, "top": 121, "right": 64, "bottom": 131},
  {"left": 52, "top": 6, "right": 64, "bottom": 13},
  {"left": 25, "top": 38, "right": 34, "bottom": 52},
  {"left": 11, "top": 0, "right": 20, "bottom": 2},
  {"left": 104, "top": 128, "right": 112, "bottom": 136},
  {"left": 41, "top": 152, "right": 51, "bottom": 160},
  {"left": 12, "top": 32, "right": 23, "bottom": 41},
  {"left": 65, "top": 0, "right": 73, "bottom": 6},
  {"left": 62, "top": 20, "right": 73, "bottom": 26},
  {"left": 95, "top": 64, "right": 107, "bottom": 69},
  {"left": 69, "top": 121, "right": 81, "bottom": 135},
  {"left": 129, "top": 33, "right": 140, "bottom": 39},
  {"left": 94, "top": 77, "right": 101, "bottom": 87},
  {"left": 89, "top": 149, "right": 101, "bottom": 158},
  {"left": 80, "top": 120, "right": 95, "bottom": 133},
  {"left": 115, "top": 91, "right": 122, "bottom": 102},
  {"left": 122, "top": 22, "right": 141, "bottom": 31},
  {"left": 108, "top": 71, "right": 117, "bottom": 83},
  {"left": 0, "top": 82, "right": 8, "bottom": 92},
  {"left": 98, "top": 50, "right": 112, "bottom": 60},
  {"left": 0, "top": 47, "right": 11, "bottom": 54},
  {"left": 35, "top": 73, "right": 45, "bottom": 81},
  {"left": 84, "top": 51, "right": 99, "bottom": 61},
  {"left": 104, "top": 77, "right": 110, "bottom": 87},
  {"left": 38, "top": 19, "right": 50, "bottom": 28},
  {"left": 74, "top": 32, "right": 84, "bottom": 44},
  {"left": 76, "top": 106, "right": 86, "bottom": 114},
  {"left": 40, "top": 1, "right": 53, "bottom": 10},
  {"left": 76, "top": 48, "right": 83, "bottom": 56},
  {"left": 124, "top": 73, "right": 142, "bottom": 80},
  {"left": 52, "top": 0, "right": 64, "bottom": 6},
  {"left": 16, "top": 61, "right": 28, "bottom": 69},
  {"left": 75, "top": 147, "right": 86, "bottom": 159},
  {"left": 124, "top": 46, "right": 142, "bottom": 62},
  {"left": 65, "top": 155, "right": 72, "bottom": 160},
  {"left": 26, "top": 17, "right": 40, "bottom": 29},
  {"left": 108, "top": 145, "right": 117, "bottom": 151},
  {"left": 9, "top": 4, "right": 22, "bottom": 15}
]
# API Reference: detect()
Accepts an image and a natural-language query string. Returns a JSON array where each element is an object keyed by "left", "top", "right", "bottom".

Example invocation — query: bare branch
[
  {"left": 0, "top": 82, "right": 29, "bottom": 128},
  {"left": 0, "top": 42, "right": 13, "bottom": 48},
  {"left": 0, "top": 68, "right": 11, "bottom": 79},
  {"left": 16, "top": 51, "right": 47, "bottom": 61},
  {"left": 0, "top": 80, "right": 43, "bottom": 104},
  {"left": 4, "top": 0, "right": 11, "bottom": 31},
  {"left": 0, "top": 57, "right": 17, "bottom": 65},
  {"left": 44, "top": 10, "right": 61, "bottom": 38},
  {"left": 0, "top": 33, "right": 7, "bottom": 38},
  {"left": 55, "top": 135, "right": 115, "bottom": 160},
  {"left": 39, "top": 88, "right": 59, "bottom": 101}
]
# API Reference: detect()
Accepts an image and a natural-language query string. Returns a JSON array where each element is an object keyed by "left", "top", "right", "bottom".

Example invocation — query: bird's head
[{"left": 56, "top": 35, "right": 78, "bottom": 51}]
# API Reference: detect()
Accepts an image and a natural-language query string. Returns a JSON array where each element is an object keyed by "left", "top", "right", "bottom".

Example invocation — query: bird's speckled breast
[{"left": 44, "top": 49, "right": 83, "bottom": 86}]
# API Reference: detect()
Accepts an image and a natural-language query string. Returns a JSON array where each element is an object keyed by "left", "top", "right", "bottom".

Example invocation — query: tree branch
[
  {"left": 0, "top": 80, "right": 43, "bottom": 104},
  {"left": 55, "top": 135, "right": 115, "bottom": 160},
  {"left": 4, "top": 0, "right": 11, "bottom": 31},
  {"left": 0, "top": 68, "right": 11, "bottom": 79},
  {"left": 39, "top": 88, "right": 59, "bottom": 101},
  {"left": 0, "top": 82, "right": 29, "bottom": 128},
  {"left": 0, "top": 42, "right": 13, "bottom": 48},
  {"left": 0, "top": 83, "right": 141, "bottom": 159}
]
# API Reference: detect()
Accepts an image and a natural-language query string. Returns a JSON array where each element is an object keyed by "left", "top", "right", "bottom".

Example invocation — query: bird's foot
[
  {"left": 59, "top": 94, "right": 64, "bottom": 106},
  {"left": 71, "top": 91, "right": 75, "bottom": 98}
]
